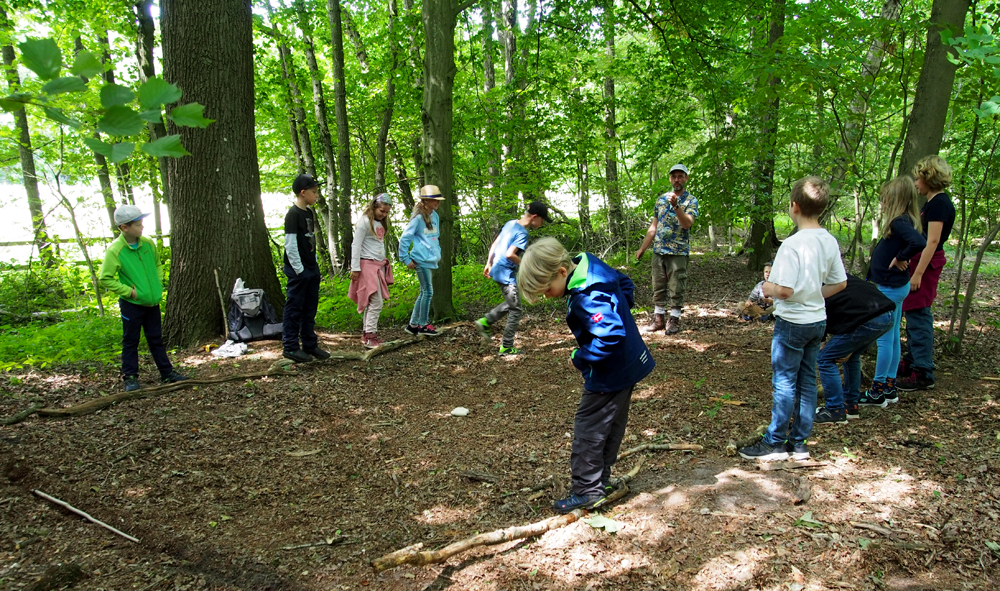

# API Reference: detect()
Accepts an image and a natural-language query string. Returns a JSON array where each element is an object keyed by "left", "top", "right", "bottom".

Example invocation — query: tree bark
[
  {"left": 422, "top": 0, "right": 458, "bottom": 320},
  {"left": 342, "top": 6, "right": 370, "bottom": 72},
  {"left": 374, "top": 0, "right": 400, "bottom": 194},
  {"left": 482, "top": 0, "right": 501, "bottom": 220},
  {"left": 500, "top": 0, "right": 519, "bottom": 217},
  {"left": 98, "top": 32, "right": 137, "bottom": 206},
  {"left": 134, "top": 0, "right": 172, "bottom": 210},
  {"left": 897, "top": 0, "right": 971, "bottom": 179},
  {"left": 602, "top": 1, "right": 624, "bottom": 242},
  {"left": 161, "top": 0, "right": 283, "bottom": 345},
  {"left": 327, "top": 0, "right": 355, "bottom": 269},
  {"left": 389, "top": 138, "right": 416, "bottom": 212}
]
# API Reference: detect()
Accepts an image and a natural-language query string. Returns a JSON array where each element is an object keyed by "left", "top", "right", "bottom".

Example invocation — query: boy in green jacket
[{"left": 99, "top": 205, "right": 187, "bottom": 392}]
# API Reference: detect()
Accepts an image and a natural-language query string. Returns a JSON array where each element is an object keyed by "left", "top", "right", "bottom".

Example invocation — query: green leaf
[
  {"left": 0, "top": 96, "right": 26, "bottom": 112},
  {"left": 138, "top": 77, "right": 182, "bottom": 110},
  {"left": 583, "top": 515, "right": 623, "bottom": 533},
  {"left": 109, "top": 142, "right": 136, "bottom": 163},
  {"left": 168, "top": 103, "right": 214, "bottom": 128},
  {"left": 794, "top": 511, "right": 824, "bottom": 529},
  {"left": 70, "top": 50, "right": 103, "bottom": 79},
  {"left": 83, "top": 137, "right": 114, "bottom": 158},
  {"left": 41, "top": 76, "right": 87, "bottom": 95},
  {"left": 139, "top": 109, "right": 164, "bottom": 123},
  {"left": 141, "top": 135, "right": 191, "bottom": 158},
  {"left": 97, "top": 105, "right": 144, "bottom": 136},
  {"left": 100, "top": 84, "right": 135, "bottom": 108},
  {"left": 43, "top": 106, "right": 83, "bottom": 128},
  {"left": 986, "top": 540, "right": 1000, "bottom": 556},
  {"left": 18, "top": 38, "right": 62, "bottom": 81}
]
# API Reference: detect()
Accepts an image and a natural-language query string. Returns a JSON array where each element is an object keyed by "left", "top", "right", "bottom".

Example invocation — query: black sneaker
[
  {"left": 304, "top": 346, "right": 331, "bottom": 360},
  {"left": 553, "top": 492, "right": 607, "bottom": 514},
  {"left": 814, "top": 406, "right": 848, "bottom": 425},
  {"left": 738, "top": 438, "right": 789, "bottom": 461},
  {"left": 896, "top": 371, "right": 934, "bottom": 392},
  {"left": 858, "top": 382, "right": 888, "bottom": 407},
  {"left": 283, "top": 349, "right": 313, "bottom": 363},
  {"left": 404, "top": 324, "right": 421, "bottom": 336},
  {"left": 883, "top": 379, "right": 899, "bottom": 404},
  {"left": 124, "top": 375, "right": 141, "bottom": 392},
  {"left": 160, "top": 370, "right": 189, "bottom": 384},
  {"left": 845, "top": 403, "right": 860, "bottom": 419},
  {"left": 419, "top": 324, "right": 440, "bottom": 336},
  {"left": 786, "top": 441, "right": 810, "bottom": 460}
]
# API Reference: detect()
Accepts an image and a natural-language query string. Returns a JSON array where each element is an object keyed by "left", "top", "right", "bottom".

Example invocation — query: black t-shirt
[
  {"left": 283, "top": 205, "right": 317, "bottom": 270},
  {"left": 824, "top": 275, "right": 895, "bottom": 336},
  {"left": 922, "top": 193, "right": 956, "bottom": 252}
]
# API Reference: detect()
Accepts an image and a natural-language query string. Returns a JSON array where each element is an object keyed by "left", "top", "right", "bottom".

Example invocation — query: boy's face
[
  {"left": 542, "top": 266, "right": 570, "bottom": 299},
  {"left": 120, "top": 219, "right": 144, "bottom": 241},
  {"left": 298, "top": 186, "right": 319, "bottom": 206},
  {"left": 528, "top": 214, "right": 545, "bottom": 229},
  {"left": 763, "top": 265, "right": 771, "bottom": 281}
]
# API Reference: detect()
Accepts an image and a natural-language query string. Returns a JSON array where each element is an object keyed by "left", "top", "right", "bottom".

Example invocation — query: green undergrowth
[{"left": 0, "top": 312, "right": 121, "bottom": 371}]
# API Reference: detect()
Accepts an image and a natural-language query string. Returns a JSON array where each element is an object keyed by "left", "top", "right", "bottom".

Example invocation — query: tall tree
[
  {"left": 161, "top": 0, "right": 282, "bottom": 345},
  {"left": 134, "top": 0, "right": 172, "bottom": 216},
  {"left": 602, "top": 0, "right": 623, "bottom": 242},
  {"left": 327, "top": 0, "right": 354, "bottom": 267},
  {"left": 374, "top": 0, "right": 400, "bottom": 194},
  {"left": 897, "top": 0, "right": 971, "bottom": 178}
]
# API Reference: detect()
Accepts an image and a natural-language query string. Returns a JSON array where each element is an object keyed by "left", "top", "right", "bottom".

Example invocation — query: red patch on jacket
[{"left": 590, "top": 312, "right": 603, "bottom": 323}]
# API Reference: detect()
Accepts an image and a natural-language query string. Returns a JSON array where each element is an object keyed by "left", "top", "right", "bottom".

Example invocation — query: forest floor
[{"left": 3, "top": 254, "right": 1000, "bottom": 591}]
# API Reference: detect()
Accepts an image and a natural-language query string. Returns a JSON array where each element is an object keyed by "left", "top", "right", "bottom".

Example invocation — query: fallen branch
[
  {"left": 617, "top": 442, "right": 702, "bottom": 461},
  {"left": 281, "top": 537, "right": 346, "bottom": 550},
  {"left": 850, "top": 521, "right": 900, "bottom": 538},
  {"left": 757, "top": 460, "right": 829, "bottom": 471},
  {"left": 33, "top": 489, "right": 139, "bottom": 543},
  {"left": 1, "top": 402, "right": 42, "bottom": 425},
  {"left": 709, "top": 397, "right": 747, "bottom": 405},
  {"left": 459, "top": 470, "right": 500, "bottom": 483},
  {"left": 726, "top": 424, "right": 769, "bottom": 456}
]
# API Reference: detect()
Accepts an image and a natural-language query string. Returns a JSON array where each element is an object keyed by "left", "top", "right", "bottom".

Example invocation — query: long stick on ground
[
  {"left": 213, "top": 269, "right": 229, "bottom": 336},
  {"left": 617, "top": 442, "right": 703, "bottom": 461},
  {"left": 33, "top": 489, "right": 139, "bottom": 543}
]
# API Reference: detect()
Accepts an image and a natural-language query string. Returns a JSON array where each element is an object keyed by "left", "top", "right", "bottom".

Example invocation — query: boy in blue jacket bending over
[{"left": 519, "top": 237, "right": 655, "bottom": 513}]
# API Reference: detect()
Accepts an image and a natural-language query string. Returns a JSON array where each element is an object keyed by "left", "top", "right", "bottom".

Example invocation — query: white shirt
[
  {"left": 769, "top": 228, "right": 847, "bottom": 324},
  {"left": 351, "top": 217, "right": 387, "bottom": 271}
]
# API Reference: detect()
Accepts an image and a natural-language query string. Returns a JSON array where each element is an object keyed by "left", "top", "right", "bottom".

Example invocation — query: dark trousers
[
  {"left": 282, "top": 264, "right": 320, "bottom": 351},
  {"left": 120, "top": 299, "right": 173, "bottom": 379},
  {"left": 571, "top": 385, "right": 634, "bottom": 497}
]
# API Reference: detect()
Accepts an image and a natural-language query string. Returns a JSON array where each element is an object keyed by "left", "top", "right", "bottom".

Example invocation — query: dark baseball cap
[
  {"left": 527, "top": 201, "right": 552, "bottom": 223},
  {"left": 292, "top": 174, "right": 319, "bottom": 194}
]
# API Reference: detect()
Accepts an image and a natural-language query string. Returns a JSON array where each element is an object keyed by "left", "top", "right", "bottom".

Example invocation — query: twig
[
  {"left": 709, "top": 397, "right": 746, "bottom": 405},
  {"left": 281, "top": 537, "right": 346, "bottom": 550},
  {"left": 850, "top": 521, "right": 900, "bottom": 538},
  {"left": 757, "top": 460, "right": 829, "bottom": 471},
  {"left": 617, "top": 442, "right": 702, "bottom": 461},
  {"left": 33, "top": 489, "right": 139, "bottom": 543},
  {"left": 213, "top": 269, "right": 228, "bottom": 336},
  {"left": 1, "top": 403, "right": 42, "bottom": 425},
  {"left": 458, "top": 470, "right": 500, "bottom": 483}
]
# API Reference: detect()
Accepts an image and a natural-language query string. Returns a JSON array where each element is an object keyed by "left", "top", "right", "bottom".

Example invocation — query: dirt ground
[{"left": 3, "top": 255, "right": 1000, "bottom": 591}]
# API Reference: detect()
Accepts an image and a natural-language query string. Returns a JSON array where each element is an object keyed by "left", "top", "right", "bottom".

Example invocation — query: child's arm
[
  {"left": 616, "top": 271, "right": 636, "bottom": 308},
  {"left": 98, "top": 250, "right": 132, "bottom": 299},
  {"left": 350, "top": 219, "right": 367, "bottom": 273},
  {"left": 569, "top": 290, "right": 626, "bottom": 370},
  {"left": 891, "top": 217, "right": 927, "bottom": 265},
  {"left": 483, "top": 234, "right": 501, "bottom": 276},
  {"left": 822, "top": 281, "right": 847, "bottom": 298},
  {"left": 762, "top": 281, "right": 794, "bottom": 300},
  {"left": 398, "top": 217, "right": 419, "bottom": 268}
]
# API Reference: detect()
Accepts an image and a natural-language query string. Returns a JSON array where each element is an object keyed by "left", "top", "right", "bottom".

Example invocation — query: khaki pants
[{"left": 651, "top": 253, "right": 689, "bottom": 311}]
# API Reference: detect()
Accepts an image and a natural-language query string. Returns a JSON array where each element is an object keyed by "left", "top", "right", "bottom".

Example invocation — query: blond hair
[
  {"left": 879, "top": 176, "right": 920, "bottom": 238},
  {"left": 517, "top": 237, "right": 573, "bottom": 304},
  {"left": 411, "top": 200, "right": 435, "bottom": 230},
  {"left": 912, "top": 155, "right": 953, "bottom": 192},
  {"left": 790, "top": 176, "right": 829, "bottom": 218},
  {"left": 362, "top": 197, "right": 390, "bottom": 235}
]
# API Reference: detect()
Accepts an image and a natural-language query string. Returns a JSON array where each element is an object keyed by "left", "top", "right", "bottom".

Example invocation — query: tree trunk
[
  {"left": 389, "top": 138, "right": 416, "bottom": 212},
  {"left": 747, "top": 0, "right": 785, "bottom": 272},
  {"left": 134, "top": 0, "right": 172, "bottom": 209},
  {"left": 897, "top": 0, "right": 971, "bottom": 179},
  {"left": 602, "top": 1, "right": 623, "bottom": 242},
  {"left": 374, "top": 0, "right": 400, "bottom": 194},
  {"left": 98, "top": 32, "right": 136, "bottom": 206},
  {"left": 422, "top": 0, "right": 458, "bottom": 320},
  {"left": 342, "top": 6, "right": 370, "bottom": 72},
  {"left": 1, "top": 30, "right": 54, "bottom": 265},
  {"left": 953, "top": 217, "right": 1000, "bottom": 355},
  {"left": 482, "top": 0, "right": 501, "bottom": 222},
  {"left": 327, "top": 0, "right": 354, "bottom": 269},
  {"left": 161, "top": 0, "right": 283, "bottom": 346},
  {"left": 500, "top": 0, "right": 519, "bottom": 218},
  {"left": 578, "top": 154, "right": 592, "bottom": 246}
]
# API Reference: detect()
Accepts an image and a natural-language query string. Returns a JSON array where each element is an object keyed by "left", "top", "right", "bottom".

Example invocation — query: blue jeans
[
  {"left": 765, "top": 317, "right": 826, "bottom": 446},
  {"left": 409, "top": 266, "right": 434, "bottom": 326},
  {"left": 902, "top": 307, "right": 935, "bottom": 379},
  {"left": 818, "top": 311, "right": 893, "bottom": 410},
  {"left": 875, "top": 283, "right": 910, "bottom": 381}
]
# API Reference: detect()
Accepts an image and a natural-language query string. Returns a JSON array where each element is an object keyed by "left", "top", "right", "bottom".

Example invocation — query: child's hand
[
  {"left": 350, "top": 271, "right": 360, "bottom": 281},
  {"left": 407, "top": 261, "right": 416, "bottom": 270},
  {"left": 890, "top": 257, "right": 908, "bottom": 271},
  {"left": 482, "top": 264, "right": 491, "bottom": 277},
  {"left": 130, "top": 286, "right": 136, "bottom": 299}
]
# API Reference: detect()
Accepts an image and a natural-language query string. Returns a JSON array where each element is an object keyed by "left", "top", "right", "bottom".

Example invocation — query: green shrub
[{"left": 0, "top": 311, "right": 121, "bottom": 371}]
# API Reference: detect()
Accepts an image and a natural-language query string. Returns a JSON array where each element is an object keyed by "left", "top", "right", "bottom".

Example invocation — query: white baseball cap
[
  {"left": 113, "top": 204, "right": 150, "bottom": 226},
  {"left": 669, "top": 164, "right": 689, "bottom": 175}
]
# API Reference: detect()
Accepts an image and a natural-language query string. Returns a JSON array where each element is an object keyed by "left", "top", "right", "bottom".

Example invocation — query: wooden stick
[
  {"left": 757, "top": 460, "right": 828, "bottom": 471},
  {"left": 33, "top": 489, "right": 139, "bottom": 543},
  {"left": 1, "top": 402, "right": 42, "bottom": 425},
  {"left": 850, "top": 521, "right": 899, "bottom": 538},
  {"left": 213, "top": 269, "right": 228, "bottom": 337},
  {"left": 617, "top": 442, "right": 702, "bottom": 461}
]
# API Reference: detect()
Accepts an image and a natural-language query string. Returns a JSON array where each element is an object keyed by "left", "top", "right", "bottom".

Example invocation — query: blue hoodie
[
  {"left": 566, "top": 253, "right": 655, "bottom": 392},
  {"left": 398, "top": 211, "right": 442, "bottom": 269}
]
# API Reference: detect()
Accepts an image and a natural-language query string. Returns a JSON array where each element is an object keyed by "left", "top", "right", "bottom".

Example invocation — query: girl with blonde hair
[
  {"left": 398, "top": 185, "right": 444, "bottom": 336},
  {"left": 348, "top": 193, "right": 394, "bottom": 348}
]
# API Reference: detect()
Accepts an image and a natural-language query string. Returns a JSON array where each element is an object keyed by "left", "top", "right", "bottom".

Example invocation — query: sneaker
[
  {"left": 362, "top": 333, "right": 384, "bottom": 349},
  {"left": 498, "top": 345, "right": 521, "bottom": 356},
  {"left": 124, "top": 375, "right": 141, "bottom": 392},
  {"left": 896, "top": 370, "right": 935, "bottom": 392},
  {"left": 814, "top": 406, "right": 848, "bottom": 425},
  {"left": 760, "top": 314, "right": 774, "bottom": 322},
  {"left": 160, "top": 370, "right": 189, "bottom": 384},
  {"left": 738, "top": 438, "right": 789, "bottom": 461},
  {"left": 786, "top": 441, "right": 810, "bottom": 460},
  {"left": 553, "top": 492, "right": 607, "bottom": 514},
  {"left": 845, "top": 402, "right": 860, "bottom": 419},
  {"left": 883, "top": 377, "right": 899, "bottom": 404},
  {"left": 665, "top": 315, "right": 680, "bottom": 335},
  {"left": 474, "top": 317, "right": 491, "bottom": 341},
  {"left": 420, "top": 324, "right": 440, "bottom": 336},
  {"left": 858, "top": 381, "right": 888, "bottom": 407},
  {"left": 404, "top": 324, "right": 421, "bottom": 336},
  {"left": 304, "top": 346, "right": 331, "bottom": 360},
  {"left": 740, "top": 314, "right": 753, "bottom": 322},
  {"left": 283, "top": 349, "right": 313, "bottom": 363}
]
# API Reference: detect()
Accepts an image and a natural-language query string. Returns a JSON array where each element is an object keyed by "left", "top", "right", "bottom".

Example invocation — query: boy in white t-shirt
[{"left": 739, "top": 177, "right": 847, "bottom": 461}]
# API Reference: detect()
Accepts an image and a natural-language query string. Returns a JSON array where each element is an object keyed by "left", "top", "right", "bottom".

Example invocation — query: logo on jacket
[{"left": 590, "top": 312, "right": 603, "bottom": 323}]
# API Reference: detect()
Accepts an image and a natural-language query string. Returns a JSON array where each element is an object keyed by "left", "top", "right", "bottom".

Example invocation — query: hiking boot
[
  {"left": 883, "top": 377, "right": 899, "bottom": 404},
  {"left": 124, "top": 375, "right": 141, "bottom": 392},
  {"left": 420, "top": 324, "right": 440, "bottom": 336},
  {"left": 814, "top": 406, "right": 848, "bottom": 425},
  {"left": 553, "top": 491, "right": 608, "bottom": 514},
  {"left": 858, "top": 381, "right": 888, "bottom": 407},
  {"left": 845, "top": 402, "right": 860, "bottom": 419},
  {"left": 786, "top": 441, "right": 810, "bottom": 460},
  {"left": 474, "top": 317, "right": 491, "bottom": 341},
  {"left": 283, "top": 349, "right": 313, "bottom": 363},
  {"left": 304, "top": 346, "right": 331, "bottom": 360},
  {"left": 641, "top": 313, "right": 665, "bottom": 333},
  {"left": 404, "top": 324, "right": 421, "bottom": 336},
  {"left": 896, "top": 370, "right": 934, "bottom": 392},
  {"left": 738, "top": 438, "right": 789, "bottom": 461},
  {"left": 498, "top": 345, "right": 521, "bottom": 356},
  {"left": 665, "top": 315, "right": 680, "bottom": 335},
  {"left": 160, "top": 370, "right": 189, "bottom": 384}
]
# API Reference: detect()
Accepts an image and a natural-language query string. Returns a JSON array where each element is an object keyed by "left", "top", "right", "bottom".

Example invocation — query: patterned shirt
[
  {"left": 748, "top": 281, "right": 768, "bottom": 307},
  {"left": 653, "top": 191, "right": 699, "bottom": 255}
]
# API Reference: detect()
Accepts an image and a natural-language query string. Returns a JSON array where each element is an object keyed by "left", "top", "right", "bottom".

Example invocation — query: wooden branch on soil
[
  {"left": 617, "top": 442, "right": 702, "bottom": 461},
  {"left": 1, "top": 402, "right": 42, "bottom": 425},
  {"left": 33, "top": 489, "right": 139, "bottom": 543},
  {"left": 757, "top": 460, "right": 829, "bottom": 471}
]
